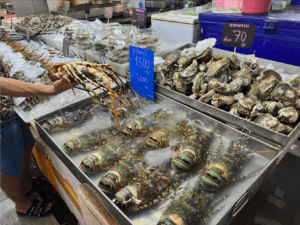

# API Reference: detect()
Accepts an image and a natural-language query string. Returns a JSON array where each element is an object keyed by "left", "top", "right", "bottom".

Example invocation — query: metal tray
[
  {"left": 35, "top": 92, "right": 281, "bottom": 225},
  {"left": 155, "top": 43, "right": 300, "bottom": 147}
]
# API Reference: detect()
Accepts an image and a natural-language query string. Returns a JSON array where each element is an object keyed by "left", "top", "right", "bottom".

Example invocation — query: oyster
[
  {"left": 262, "top": 101, "right": 283, "bottom": 116},
  {"left": 247, "top": 80, "right": 259, "bottom": 99},
  {"left": 244, "top": 55, "right": 259, "bottom": 70},
  {"left": 295, "top": 87, "right": 300, "bottom": 96},
  {"left": 179, "top": 59, "right": 198, "bottom": 84},
  {"left": 229, "top": 102, "right": 239, "bottom": 115},
  {"left": 161, "top": 52, "right": 180, "bottom": 74},
  {"left": 285, "top": 74, "right": 300, "bottom": 87},
  {"left": 261, "top": 69, "right": 282, "bottom": 81},
  {"left": 256, "top": 76, "right": 279, "bottom": 100},
  {"left": 199, "top": 61, "right": 207, "bottom": 72},
  {"left": 229, "top": 54, "right": 240, "bottom": 70},
  {"left": 232, "top": 69, "right": 252, "bottom": 86},
  {"left": 206, "top": 56, "right": 230, "bottom": 77},
  {"left": 211, "top": 94, "right": 236, "bottom": 108},
  {"left": 154, "top": 64, "right": 165, "bottom": 85},
  {"left": 177, "top": 56, "right": 192, "bottom": 71},
  {"left": 255, "top": 114, "right": 293, "bottom": 134},
  {"left": 278, "top": 107, "right": 298, "bottom": 124},
  {"left": 196, "top": 47, "right": 213, "bottom": 61},
  {"left": 206, "top": 58, "right": 215, "bottom": 69},
  {"left": 192, "top": 72, "right": 205, "bottom": 94},
  {"left": 163, "top": 79, "right": 174, "bottom": 90},
  {"left": 237, "top": 97, "right": 260, "bottom": 116},
  {"left": 209, "top": 78, "right": 243, "bottom": 94},
  {"left": 199, "top": 89, "right": 216, "bottom": 103},
  {"left": 249, "top": 102, "right": 265, "bottom": 118},
  {"left": 173, "top": 72, "right": 187, "bottom": 94},
  {"left": 189, "top": 83, "right": 207, "bottom": 99},
  {"left": 295, "top": 99, "right": 300, "bottom": 109},
  {"left": 271, "top": 83, "right": 298, "bottom": 107},
  {"left": 212, "top": 54, "right": 228, "bottom": 60}
]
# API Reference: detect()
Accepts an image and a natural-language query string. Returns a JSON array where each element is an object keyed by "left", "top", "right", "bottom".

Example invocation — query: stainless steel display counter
[{"left": 34, "top": 91, "right": 282, "bottom": 225}]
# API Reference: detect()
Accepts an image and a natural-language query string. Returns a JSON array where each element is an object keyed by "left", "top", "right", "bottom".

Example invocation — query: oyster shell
[
  {"left": 229, "top": 54, "right": 240, "bottom": 70},
  {"left": 161, "top": 52, "right": 180, "bottom": 74},
  {"left": 295, "top": 87, "right": 300, "bottom": 96},
  {"left": 209, "top": 78, "right": 243, "bottom": 94},
  {"left": 247, "top": 80, "right": 259, "bottom": 99},
  {"left": 179, "top": 59, "right": 199, "bottom": 84},
  {"left": 255, "top": 114, "right": 293, "bottom": 134},
  {"left": 229, "top": 102, "right": 239, "bottom": 115},
  {"left": 237, "top": 97, "right": 260, "bottom": 116},
  {"left": 249, "top": 102, "right": 265, "bottom": 118},
  {"left": 211, "top": 94, "right": 236, "bottom": 108},
  {"left": 295, "top": 99, "right": 300, "bottom": 109},
  {"left": 232, "top": 69, "right": 252, "bottom": 86},
  {"left": 196, "top": 47, "right": 213, "bottom": 61},
  {"left": 262, "top": 101, "right": 283, "bottom": 116},
  {"left": 261, "top": 69, "right": 282, "bottom": 81},
  {"left": 192, "top": 72, "right": 205, "bottom": 94},
  {"left": 278, "top": 107, "right": 298, "bottom": 124},
  {"left": 177, "top": 56, "right": 192, "bottom": 71},
  {"left": 173, "top": 72, "right": 187, "bottom": 94},
  {"left": 206, "top": 56, "right": 230, "bottom": 77},
  {"left": 285, "top": 74, "right": 300, "bottom": 87},
  {"left": 189, "top": 83, "right": 207, "bottom": 99},
  {"left": 256, "top": 76, "right": 279, "bottom": 100},
  {"left": 199, "top": 89, "right": 216, "bottom": 103},
  {"left": 271, "top": 83, "right": 298, "bottom": 107},
  {"left": 199, "top": 61, "right": 207, "bottom": 72},
  {"left": 212, "top": 54, "right": 228, "bottom": 60},
  {"left": 163, "top": 79, "right": 174, "bottom": 90},
  {"left": 244, "top": 55, "right": 259, "bottom": 70}
]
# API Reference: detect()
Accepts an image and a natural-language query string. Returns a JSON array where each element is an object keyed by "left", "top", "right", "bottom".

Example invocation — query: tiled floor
[
  {"left": 0, "top": 157, "right": 78, "bottom": 225},
  {"left": 0, "top": 190, "right": 59, "bottom": 225}
]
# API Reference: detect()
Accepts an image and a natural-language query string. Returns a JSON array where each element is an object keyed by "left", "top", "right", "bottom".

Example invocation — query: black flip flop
[
  {"left": 17, "top": 199, "right": 52, "bottom": 218},
  {"left": 25, "top": 177, "right": 48, "bottom": 197}
]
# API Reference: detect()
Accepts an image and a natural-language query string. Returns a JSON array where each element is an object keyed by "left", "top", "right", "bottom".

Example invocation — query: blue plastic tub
[
  {"left": 199, "top": 6, "right": 300, "bottom": 66},
  {"left": 291, "top": 0, "right": 300, "bottom": 5}
]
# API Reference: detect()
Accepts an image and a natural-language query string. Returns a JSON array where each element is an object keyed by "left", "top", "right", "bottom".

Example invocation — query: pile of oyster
[
  {"left": 17, "top": 14, "right": 73, "bottom": 32},
  {"left": 154, "top": 48, "right": 300, "bottom": 134}
]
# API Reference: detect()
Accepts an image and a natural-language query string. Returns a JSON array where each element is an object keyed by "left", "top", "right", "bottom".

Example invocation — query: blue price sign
[{"left": 130, "top": 46, "right": 154, "bottom": 101}]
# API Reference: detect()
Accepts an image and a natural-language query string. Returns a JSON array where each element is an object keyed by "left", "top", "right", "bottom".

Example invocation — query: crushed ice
[{"left": 144, "top": 147, "right": 175, "bottom": 167}]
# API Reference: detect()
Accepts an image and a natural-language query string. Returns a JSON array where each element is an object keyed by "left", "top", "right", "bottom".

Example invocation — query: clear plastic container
[
  {"left": 102, "top": 23, "right": 121, "bottom": 31},
  {"left": 108, "top": 50, "right": 130, "bottom": 64},
  {"left": 132, "top": 28, "right": 161, "bottom": 47},
  {"left": 74, "top": 30, "right": 93, "bottom": 50},
  {"left": 91, "top": 41, "right": 109, "bottom": 57}
]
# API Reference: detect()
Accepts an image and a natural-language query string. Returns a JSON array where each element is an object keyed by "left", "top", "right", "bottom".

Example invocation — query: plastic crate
[{"left": 199, "top": 6, "right": 300, "bottom": 66}]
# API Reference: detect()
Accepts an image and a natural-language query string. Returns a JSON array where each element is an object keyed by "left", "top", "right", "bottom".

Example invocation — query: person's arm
[{"left": 0, "top": 75, "right": 78, "bottom": 97}]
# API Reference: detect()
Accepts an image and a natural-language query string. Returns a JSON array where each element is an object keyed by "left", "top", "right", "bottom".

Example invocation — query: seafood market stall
[
  {"left": 29, "top": 40, "right": 300, "bottom": 225},
  {"left": 2, "top": 14, "right": 300, "bottom": 224}
]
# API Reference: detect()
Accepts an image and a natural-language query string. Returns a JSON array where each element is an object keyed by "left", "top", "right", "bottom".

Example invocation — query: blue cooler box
[{"left": 199, "top": 6, "right": 300, "bottom": 66}]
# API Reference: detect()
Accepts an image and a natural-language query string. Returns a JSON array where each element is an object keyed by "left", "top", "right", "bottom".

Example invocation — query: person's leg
[
  {"left": 19, "top": 142, "right": 34, "bottom": 195},
  {"left": 1, "top": 170, "right": 52, "bottom": 215},
  {"left": 0, "top": 119, "right": 52, "bottom": 215}
]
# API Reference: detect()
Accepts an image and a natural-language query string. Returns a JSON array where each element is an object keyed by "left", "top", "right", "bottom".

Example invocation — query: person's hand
[{"left": 52, "top": 74, "right": 78, "bottom": 95}]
